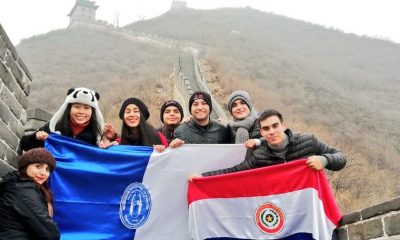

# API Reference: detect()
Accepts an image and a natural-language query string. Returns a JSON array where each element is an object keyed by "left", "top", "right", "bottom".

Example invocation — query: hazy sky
[{"left": 1, "top": 0, "right": 399, "bottom": 45}]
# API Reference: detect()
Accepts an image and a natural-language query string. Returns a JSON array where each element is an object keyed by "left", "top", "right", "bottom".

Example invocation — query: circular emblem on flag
[
  {"left": 119, "top": 182, "right": 152, "bottom": 229},
  {"left": 255, "top": 202, "right": 285, "bottom": 234}
]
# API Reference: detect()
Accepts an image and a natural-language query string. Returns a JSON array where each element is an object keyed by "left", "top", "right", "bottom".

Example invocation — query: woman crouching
[{"left": 0, "top": 148, "right": 60, "bottom": 240}]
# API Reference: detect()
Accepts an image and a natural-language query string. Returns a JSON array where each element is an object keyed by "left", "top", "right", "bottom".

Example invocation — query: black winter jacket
[
  {"left": 203, "top": 129, "right": 346, "bottom": 176},
  {"left": 156, "top": 125, "right": 175, "bottom": 144},
  {"left": 174, "top": 119, "right": 230, "bottom": 144},
  {"left": 20, "top": 122, "right": 98, "bottom": 151},
  {"left": 0, "top": 171, "right": 60, "bottom": 240}
]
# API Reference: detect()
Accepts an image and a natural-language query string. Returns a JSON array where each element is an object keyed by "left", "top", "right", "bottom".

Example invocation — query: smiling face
[
  {"left": 259, "top": 115, "right": 287, "bottom": 147},
  {"left": 26, "top": 163, "right": 51, "bottom": 185},
  {"left": 191, "top": 99, "right": 210, "bottom": 123},
  {"left": 124, "top": 104, "right": 141, "bottom": 128},
  {"left": 163, "top": 106, "right": 182, "bottom": 125},
  {"left": 231, "top": 99, "right": 250, "bottom": 120},
  {"left": 70, "top": 103, "right": 92, "bottom": 125}
]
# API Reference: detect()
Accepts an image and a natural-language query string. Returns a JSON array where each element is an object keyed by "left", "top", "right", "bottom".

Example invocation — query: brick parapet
[
  {"left": 0, "top": 24, "right": 31, "bottom": 176},
  {"left": 338, "top": 196, "right": 400, "bottom": 239}
]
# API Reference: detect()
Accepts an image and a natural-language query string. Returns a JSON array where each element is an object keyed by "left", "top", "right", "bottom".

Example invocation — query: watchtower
[
  {"left": 171, "top": 0, "right": 187, "bottom": 9},
  {"left": 68, "top": 0, "right": 99, "bottom": 25}
]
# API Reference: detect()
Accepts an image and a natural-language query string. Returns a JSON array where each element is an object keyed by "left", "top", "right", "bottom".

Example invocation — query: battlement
[
  {"left": 0, "top": 24, "right": 31, "bottom": 176},
  {"left": 1, "top": 9, "right": 399, "bottom": 240},
  {"left": 338, "top": 197, "right": 400, "bottom": 239},
  {"left": 68, "top": 0, "right": 99, "bottom": 26},
  {"left": 171, "top": 0, "right": 187, "bottom": 9}
]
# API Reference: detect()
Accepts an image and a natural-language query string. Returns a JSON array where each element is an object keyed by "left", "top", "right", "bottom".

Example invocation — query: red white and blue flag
[{"left": 188, "top": 159, "right": 341, "bottom": 240}]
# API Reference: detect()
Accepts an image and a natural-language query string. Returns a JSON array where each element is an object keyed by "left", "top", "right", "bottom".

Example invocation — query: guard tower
[
  {"left": 68, "top": 0, "right": 99, "bottom": 25},
  {"left": 171, "top": 0, "right": 187, "bottom": 9}
]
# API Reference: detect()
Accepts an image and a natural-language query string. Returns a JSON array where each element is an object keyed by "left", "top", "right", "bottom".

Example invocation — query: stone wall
[
  {"left": 338, "top": 197, "right": 400, "bottom": 240},
  {"left": 171, "top": 0, "right": 187, "bottom": 9},
  {"left": 67, "top": 23, "right": 228, "bottom": 119},
  {"left": 24, "top": 108, "right": 52, "bottom": 134},
  {"left": 191, "top": 49, "right": 227, "bottom": 120},
  {"left": 173, "top": 64, "right": 192, "bottom": 118},
  {"left": 1, "top": 20, "right": 399, "bottom": 239},
  {"left": 0, "top": 24, "right": 31, "bottom": 176},
  {"left": 173, "top": 48, "right": 227, "bottom": 120}
]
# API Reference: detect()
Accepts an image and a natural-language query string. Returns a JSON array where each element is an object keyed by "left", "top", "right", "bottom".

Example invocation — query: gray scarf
[{"left": 229, "top": 110, "right": 258, "bottom": 143}]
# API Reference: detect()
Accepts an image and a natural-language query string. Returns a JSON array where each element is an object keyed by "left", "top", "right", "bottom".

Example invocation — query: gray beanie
[{"left": 227, "top": 91, "right": 252, "bottom": 113}]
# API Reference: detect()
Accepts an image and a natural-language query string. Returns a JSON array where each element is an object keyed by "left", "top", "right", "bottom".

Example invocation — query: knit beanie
[
  {"left": 227, "top": 90, "right": 253, "bottom": 113},
  {"left": 160, "top": 100, "right": 184, "bottom": 123},
  {"left": 18, "top": 148, "right": 56, "bottom": 172},
  {"left": 49, "top": 87, "right": 104, "bottom": 143},
  {"left": 119, "top": 98, "right": 150, "bottom": 120},
  {"left": 188, "top": 91, "right": 212, "bottom": 113}
]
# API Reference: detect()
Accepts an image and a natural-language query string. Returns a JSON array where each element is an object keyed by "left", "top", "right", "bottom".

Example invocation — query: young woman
[
  {"left": 226, "top": 90, "right": 260, "bottom": 143},
  {"left": 156, "top": 100, "right": 184, "bottom": 144},
  {"left": 0, "top": 148, "right": 60, "bottom": 239},
  {"left": 101, "top": 97, "right": 168, "bottom": 151},
  {"left": 21, "top": 87, "right": 104, "bottom": 151}
]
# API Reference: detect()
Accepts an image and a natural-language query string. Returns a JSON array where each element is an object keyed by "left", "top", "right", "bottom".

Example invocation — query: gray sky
[{"left": 1, "top": 0, "right": 399, "bottom": 45}]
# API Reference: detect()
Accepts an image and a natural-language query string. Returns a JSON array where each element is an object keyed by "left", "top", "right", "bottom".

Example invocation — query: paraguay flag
[
  {"left": 188, "top": 159, "right": 341, "bottom": 240},
  {"left": 45, "top": 134, "right": 247, "bottom": 240}
]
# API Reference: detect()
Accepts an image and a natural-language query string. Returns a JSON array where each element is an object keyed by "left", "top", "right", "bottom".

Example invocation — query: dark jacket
[
  {"left": 203, "top": 129, "right": 346, "bottom": 176},
  {"left": 174, "top": 119, "right": 230, "bottom": 144},
  {"left": 115, "top": 132, "right": 169, "bottom": 147},
  {"left": 20, "top": 122, "right": 98, "bottom": 151},
  {"left": 0, "top": 171, "right": 60, "bottom": 240},
  {"left": 156, "top": 125, "right": 175, "bottom": 144}
]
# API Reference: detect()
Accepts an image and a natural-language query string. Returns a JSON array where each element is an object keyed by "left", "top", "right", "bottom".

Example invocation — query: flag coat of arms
[
  {"left": 188, "top": 159, "right": 341, "bottom": 240},
  {"left": 45, "top": 134, "right": 247, "bottom": 240}
]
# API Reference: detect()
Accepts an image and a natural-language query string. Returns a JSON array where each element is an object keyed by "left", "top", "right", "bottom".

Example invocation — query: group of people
[{"left": 0, "top": 86, "right": 347, "bottom": 239}]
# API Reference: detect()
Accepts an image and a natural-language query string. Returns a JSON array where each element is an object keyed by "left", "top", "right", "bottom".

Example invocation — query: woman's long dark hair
[
  {"left": 55, "top": 103, "right": 102, "bottom": 141},
  {"left": 120, "top": 110, "right": 161, "bottom": 146},
  {"left": 18, "top": 167, "right": 53, "bottom": 205},
  {"left": 17, "top": 148, "right": 56, "bottom": 206}
]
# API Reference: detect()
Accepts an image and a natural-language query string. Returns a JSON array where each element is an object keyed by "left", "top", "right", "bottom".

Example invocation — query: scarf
[
  {"left": 229, "top": 110, "right": 258, "bottom": 143},
  {"left": 70, "top": 118, "right": 90, "bottom": 137}
]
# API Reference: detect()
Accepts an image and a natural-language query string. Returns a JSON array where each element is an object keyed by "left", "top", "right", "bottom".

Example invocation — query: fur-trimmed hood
[{"left": 49, "top": 87, "right": 104, "bottom": 143}]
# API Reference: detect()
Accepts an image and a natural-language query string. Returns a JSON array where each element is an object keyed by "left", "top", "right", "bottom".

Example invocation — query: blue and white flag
[{"left": 46, "top": 134, "right": 246, "bottom": 240}]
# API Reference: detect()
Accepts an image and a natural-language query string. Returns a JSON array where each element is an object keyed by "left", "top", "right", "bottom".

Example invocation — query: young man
[
  {"left": 157, "top": 100, "right": 184, "bottom": 144},
  {"left": 170, "top": 91, "right": 230, "bottom": 147},
  {"left": 202, "top": 109, "right": 346, "bottom": 176}
]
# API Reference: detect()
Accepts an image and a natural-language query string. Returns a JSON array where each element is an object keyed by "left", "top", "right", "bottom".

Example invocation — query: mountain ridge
[{"left": 16, "top": 7, "right": 400, "bottom": 213}]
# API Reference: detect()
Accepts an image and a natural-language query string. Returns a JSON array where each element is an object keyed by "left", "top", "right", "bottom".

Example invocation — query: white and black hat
[{"left": 49, "top": 87, "right": 104, "bottom": 142}]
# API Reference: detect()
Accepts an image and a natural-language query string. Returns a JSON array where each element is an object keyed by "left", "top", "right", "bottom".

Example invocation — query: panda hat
[{"left": 49, "top": 87, "right": 104, "bottom": 143}]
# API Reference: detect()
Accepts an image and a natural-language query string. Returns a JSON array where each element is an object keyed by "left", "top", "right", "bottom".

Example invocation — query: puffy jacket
[
  {"left": 203, "top": 129, "right": 346, "bottom": 176},
  {"left": 0, "top": 171, "right": 60, "bottom": 240},
  {"left": 20, "top": 122, "right": 98, "bottom": 151},
  {"left": 174, "top": 119, "right": 230, "bottom": 144}
]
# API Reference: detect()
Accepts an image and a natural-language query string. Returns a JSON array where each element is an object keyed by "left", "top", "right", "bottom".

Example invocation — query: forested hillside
[{"left": 17, "top": 7, "right": 399, "bottom": 213}]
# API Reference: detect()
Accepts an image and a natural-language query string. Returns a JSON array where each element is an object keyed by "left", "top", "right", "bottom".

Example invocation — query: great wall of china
[{"left": 1, "top": 9, "right": 399, "bottom": 239}]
